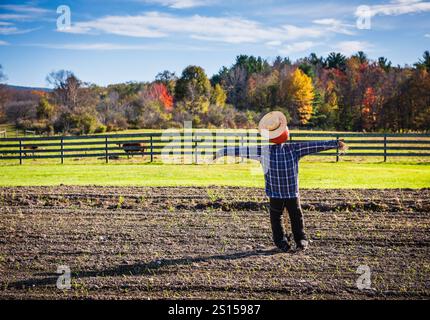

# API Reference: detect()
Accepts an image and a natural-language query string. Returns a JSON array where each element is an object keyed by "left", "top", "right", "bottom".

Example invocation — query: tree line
[{"left": 0, "top": 50, "right": 429, "bottom": 135}]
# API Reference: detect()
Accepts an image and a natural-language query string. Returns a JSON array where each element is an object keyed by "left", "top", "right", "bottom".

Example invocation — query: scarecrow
[{"left": 214, "top": 111, "right": 348, "bottom": 252}]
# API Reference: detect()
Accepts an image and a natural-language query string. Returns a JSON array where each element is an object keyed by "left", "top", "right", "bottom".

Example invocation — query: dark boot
[
  {"left": 269, "top": 198, "right": 291, "bottom": 252},
  {"left": 296, "top": 239, "right": 309, "bottom": 251},
  {"left": 285, "top": 198, "right": 308, "bottom": 249}
]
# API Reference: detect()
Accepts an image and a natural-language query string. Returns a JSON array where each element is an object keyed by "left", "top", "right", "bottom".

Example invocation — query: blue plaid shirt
[{"left": 216, "top": 140, "right": 339, "bottom": 199}]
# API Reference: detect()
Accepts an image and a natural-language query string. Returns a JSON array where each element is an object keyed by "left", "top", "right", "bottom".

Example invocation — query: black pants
[{"left": 269, "top": 197, "right": 307, "bottom": 246}]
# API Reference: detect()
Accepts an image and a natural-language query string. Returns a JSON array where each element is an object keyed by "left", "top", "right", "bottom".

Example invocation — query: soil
[{"left": 0, "top": 186, "right": 429, "bottom": 300}]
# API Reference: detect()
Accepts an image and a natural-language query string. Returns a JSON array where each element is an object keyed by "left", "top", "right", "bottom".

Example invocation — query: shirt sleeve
[
  {"left": 293, "top": 140, "right": 339, "bottom": 158},
  {"left": 214, "top": 146, "right": 262, "bottom": 161}
]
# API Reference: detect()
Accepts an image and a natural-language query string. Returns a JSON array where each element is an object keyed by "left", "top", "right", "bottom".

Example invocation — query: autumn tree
[
  {"left": 415, "top": 51, "right": 430, "bottom": 72},
  {"left": 221, "top": 65, "right": 248, "bottom": 110},
  {"left": 397, "top": 69, "right": 430, "bottom": 131},
  {"left": 3, "top": 88, "right": 39, "bottom": 130},
  {"left": 47, "top": 70, "right": 102, "bottom": 134},
  {"left": 212, "top": 55, "right": 271, "bottom": 110},
  {"left": 315, "top": 68, "right": 341, "bottom": 129},
  {"left": 326, "top": 52, "right": 347, "bottom": 71},
  {"left": 327, "top": 57, "right": 362, "bottom": 131},
  {"left": 175, "top": 65, "right": 211, "bottom": 115},
  {"left": 234, "top": 55, "right": 269, "bottom": 75},
  {"left": 36, "top": 97, "right": 56, "bottom": 119},
  {"left": 210, "top": 84, "right": 227, "bottom": 108},
  {"left": 141, "top": 83, "right": 173, "bottom": 111},
  {"left": 210, "top": 66, "right": 229, "bottom": 86},
  {"left": 282, "top": 68, "right": 315, "bottom": 125},
  {"left": 46, "top": 70, "right": 81, "bottom": 111},
  {"left": 246, "top": 70, "right": 279, "bottom": 112},
  {"left": 361, "top": 87, "right": 378, "bottom": 131},
  {"left": 378, "top": 57, "right": 392, "bottom": 72},
  {"left": 136, "top": 100, "right": 172, "bottom": 129},
  {"left": 308, "top": 89, "right": 325, "bottom": 128},
  {"left": 298, "top": 62, "right": 315, "bottom": 79},
  {"left": 308, "top": 53, "right": 325, "bottom": 67},
  {"left": 155, "top": 70, "right": 178, "bottom": 96},
  {"left": 353, "top": 51, "right": 369, "bottom": 64}
]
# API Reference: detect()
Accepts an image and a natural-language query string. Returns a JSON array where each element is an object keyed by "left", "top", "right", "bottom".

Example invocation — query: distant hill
[{"left": 4, "top": 85, "right": 53, "bottom": 92}]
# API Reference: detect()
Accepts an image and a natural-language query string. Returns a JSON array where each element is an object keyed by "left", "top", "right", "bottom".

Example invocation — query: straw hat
[{"left": 258, "top": 111, "right": 289, "bottom": 143}]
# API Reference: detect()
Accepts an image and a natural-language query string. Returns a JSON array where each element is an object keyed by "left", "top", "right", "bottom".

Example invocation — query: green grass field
[
  {"left": 0, "top": 162, "right": 429, "bottom": 188},
  {"left": 1, "top": 124, "right": 429, "bottom": 188}
]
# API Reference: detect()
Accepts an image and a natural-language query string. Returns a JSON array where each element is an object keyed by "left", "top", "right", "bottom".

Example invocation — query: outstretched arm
[
  {"left": 213, "top": 146, "right": 262, "bottom": 162},
  {"left": 293, "top": 140, "right": 348, "bottom": 158}
]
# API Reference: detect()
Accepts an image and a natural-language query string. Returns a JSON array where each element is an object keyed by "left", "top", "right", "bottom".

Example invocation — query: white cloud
[
  {"left": 0, "top": 26, "right": 39, "bottom": 35},
  {"left": 27, "top": 42, "right": 210, "bottom": 51},
  {"left": 425, "top": 33, "right": 430, "bottom": 37},
  {"left": 355, "top": 0, "right": 430, "bottom": 18},
  {"left": 0, "top": 26, "right": 18, "bottom": 34},
  {"left": 334, "top": 41, "right": 373, "bottom": 56},
  {"left": 38, "top": 43, "right": 154, "bottom": 50},
  {"left": 313, "top": 18, "right": 355, "bottom": 35},
  {"left": 278, "top": 41, "right": 318, "bottom": 55},
  {"left": 61, "top": 11, "right": 350, "bottom": 45},
  {"left": 0, "top": 4, "right": 50, "bottom": 35},
  {"left": 313, "top": 18, "right": 340, "bottom": 25},
  {"left": 0, "top": 40, "right": 9, "bottom": 45},
  {"left": 143, "top": 0, "right": 214, "bottom": 8},
  {"left": 0, "top": 14, "right": 30, "bottom": 21},
  {"left": 266, "top": 40, "right": 282, "bottom": 47},
  {"left": 260, "top": 3, "right": 356, "bottom": 19},
  {"left": 0, "top": 4, "right": 51, "bottom": 14}
]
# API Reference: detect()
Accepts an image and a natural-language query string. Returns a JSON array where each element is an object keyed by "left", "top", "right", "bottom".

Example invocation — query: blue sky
[{"left": 0, "top": 0, "right": 429, "bottom": 87}]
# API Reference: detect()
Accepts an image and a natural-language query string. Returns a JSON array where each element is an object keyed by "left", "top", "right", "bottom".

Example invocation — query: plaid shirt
[{"left": 216, "top": 140, "right": 339, "bottom": 199}]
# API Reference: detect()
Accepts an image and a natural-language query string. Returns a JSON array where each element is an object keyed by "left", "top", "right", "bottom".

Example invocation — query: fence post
[
  {"left": 194, "top": 136, "right": 198, "bottom": 164},
  {"left": 336, "top": 135, "right": 339, "bottom": 162},
  {"left": 61, "top": 137, "right": 64, "bottom": 164},
  {"left": 19, "top": 139, "right": 22, "bottom": 165},
  {"left": 241, "top": 135, "right": 244, "bottom": 163},
  {"left": 105, "top": 136, "right": 109, "bottom": 164},
  {"left": 235, "top": 136, "right": 239, "bottom": 164},
  {"left": 384, "top": 134, "right": 387, "bottom": 162},
  {"left": 150, "top": 136, "right": 154, "bottom": 163},
  {"left": 224, "top": 136, "right": 227, "bottom": 165}
]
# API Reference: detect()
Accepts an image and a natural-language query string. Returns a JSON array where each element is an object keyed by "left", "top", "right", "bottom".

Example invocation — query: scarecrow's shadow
[
  {"left": 77, "top": 248, "right": 281, "bottom": 278},
  {"left": 9, "top": 248, "right": 281, "bottom": 288}
]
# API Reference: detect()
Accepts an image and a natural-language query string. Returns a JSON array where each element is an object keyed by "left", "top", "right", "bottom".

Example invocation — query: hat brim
[{"left": 258, "top": 111, "right": 288, "bottom": 140}]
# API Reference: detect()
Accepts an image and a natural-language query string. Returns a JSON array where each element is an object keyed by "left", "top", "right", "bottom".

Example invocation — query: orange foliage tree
[
  {"left": 362, "top": 87, "right": 377, "bottom": 131},
  {"left": 142, "top": 83, "right": 173, "bottom": 112}
]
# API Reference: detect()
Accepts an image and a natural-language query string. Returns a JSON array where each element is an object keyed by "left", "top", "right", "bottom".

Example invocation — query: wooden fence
[{"left": 0, "top": 132, "right": 429, "bottom": 165}]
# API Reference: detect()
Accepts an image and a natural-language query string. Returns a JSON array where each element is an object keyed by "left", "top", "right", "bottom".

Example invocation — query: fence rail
[{"left": 0, "top": 131, "right": 429, "bottom": 164}]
